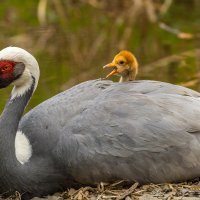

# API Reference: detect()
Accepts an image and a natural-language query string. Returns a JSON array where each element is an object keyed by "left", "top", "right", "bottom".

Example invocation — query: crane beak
[
  {"left": 103, "top": 63, "right": 118, "bottom": 78},
  {"left": 0, "top": 78, "right": 11, "bottom": 88}
]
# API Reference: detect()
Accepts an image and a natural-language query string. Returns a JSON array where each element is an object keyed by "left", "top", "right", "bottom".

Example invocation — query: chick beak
[{"left": 103, "top": 63, "right": 118, "bottom": 78}]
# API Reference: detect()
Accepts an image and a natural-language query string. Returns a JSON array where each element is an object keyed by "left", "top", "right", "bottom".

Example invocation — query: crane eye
[
  {"left": 119, "top": 60, "right": 125, "bottom": 65},
  {"left": 1, "top": 66, "right": 9, "bottom": 72}
]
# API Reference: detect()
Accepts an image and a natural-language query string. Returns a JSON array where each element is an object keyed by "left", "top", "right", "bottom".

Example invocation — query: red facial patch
[{"left": 0, "top": 60, "right": 16, "bottom": 80}]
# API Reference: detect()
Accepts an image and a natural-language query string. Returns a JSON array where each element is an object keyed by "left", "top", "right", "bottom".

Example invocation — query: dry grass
[
  {"left": 61, "top": 180, "right": 200, "bottom": 200},
  {"left": 3, "top": 179, "right": 200, "bottom": 200}
]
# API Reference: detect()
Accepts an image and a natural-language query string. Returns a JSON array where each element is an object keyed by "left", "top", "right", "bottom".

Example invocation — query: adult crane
[{"left": 0, "top": 47, "right": 200, "bottom": 199}]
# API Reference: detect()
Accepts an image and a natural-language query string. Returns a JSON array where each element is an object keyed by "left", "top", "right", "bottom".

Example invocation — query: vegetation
[
  {"left": 0, "top": 0, "right": 200, "bottom": 111},
  {"left": 1, "top": 1, "right": 200, "bottom": 199}
]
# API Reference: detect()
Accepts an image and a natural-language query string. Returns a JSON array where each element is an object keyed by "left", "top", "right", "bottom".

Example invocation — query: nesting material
[{"left": 7, "top": 179, "right": 200, "bottom": 200}]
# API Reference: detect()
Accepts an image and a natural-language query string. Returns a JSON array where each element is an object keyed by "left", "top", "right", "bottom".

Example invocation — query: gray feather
[{"left": 19, "top": 80, "right": 200, "bottom": 185}]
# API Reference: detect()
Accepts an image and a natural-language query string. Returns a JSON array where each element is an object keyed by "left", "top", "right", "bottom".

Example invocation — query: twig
[
  {"left": 12, "top": 191, "right": 22, "bottom": 200},
  {"left": 73, "top": 190, "right": 90, "bottom": 200},
  {"left": 104, "top": 190, "right": 122, "bottom": 196},
  {"left": 110, "top": 180, "right": 127, "bottom": 187},
  {"left": 101, "top": 195, "right": 118, "bottom": 199},
  {"left": 144, "top": 0, "right": 158, "bottom": 23},
  {"left": 132, "top": 189, "right": 146, "bottom": 195},
  {"left": 37, "top": 0, "right": 48, "bottom": 26},
  {"left": 97, "top": 182, "right": 109, "bottom": 192},
  {"left": 116, "top": 182, "right": 139, "bottom": 200},
  {"left": 142, "top": 48, "right": 200, "bottom": 73},
  {"left": 159, "top": 0, "right": 173, "bottom": 15},
  {"left": 159, "top": 22, "right": 194, "bottom": 39}
]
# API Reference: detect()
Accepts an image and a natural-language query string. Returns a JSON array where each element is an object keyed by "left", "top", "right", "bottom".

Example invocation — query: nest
[
  {"left": 3, "top": 179, "right": 200, "bottom": 200},
  {"left": 61, "top": 180, "right": 200, "bottom": 200}
]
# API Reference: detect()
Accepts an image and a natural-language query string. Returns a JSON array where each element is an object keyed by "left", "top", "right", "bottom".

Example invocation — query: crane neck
[{"left": 0, "top": 77, "right": 35, "bottom": 169}]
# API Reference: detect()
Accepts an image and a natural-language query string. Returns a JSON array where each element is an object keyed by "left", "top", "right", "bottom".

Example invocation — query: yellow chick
[{"left": 103, "top": 50, "right": 139, "bottom": 82}]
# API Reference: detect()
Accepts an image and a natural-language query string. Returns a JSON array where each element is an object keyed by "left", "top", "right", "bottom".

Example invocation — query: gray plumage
[{"left": 19, "top": 80, "right": 200, "bottom": 187}]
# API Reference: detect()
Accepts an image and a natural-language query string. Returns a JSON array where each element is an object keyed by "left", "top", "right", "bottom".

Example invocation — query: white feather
[{"left": 15, "top": 131, "right": 32, "bottom": 164}]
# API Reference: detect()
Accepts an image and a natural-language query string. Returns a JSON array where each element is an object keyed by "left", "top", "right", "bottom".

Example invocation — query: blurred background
[{"left": 0, "top": 0, "right": 200, "bottom": 111}]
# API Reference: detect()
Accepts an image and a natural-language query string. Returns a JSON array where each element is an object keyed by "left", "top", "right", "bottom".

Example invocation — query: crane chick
[{"left": 103, "top": 50, "right": 139, "bottom": 82}]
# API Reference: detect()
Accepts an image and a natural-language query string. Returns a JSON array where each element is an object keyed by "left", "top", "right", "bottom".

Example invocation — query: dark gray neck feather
[
  {"left": 0, "top": 77, "right": 35, "bottom": 174},
  {"left": 0, "top": 77, "right": 69, "bottom": 198}
]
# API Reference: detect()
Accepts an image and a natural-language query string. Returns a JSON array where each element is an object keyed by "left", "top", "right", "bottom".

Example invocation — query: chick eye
[{"left": 119, "top": 60, "right": 125, "bottom": 65}]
